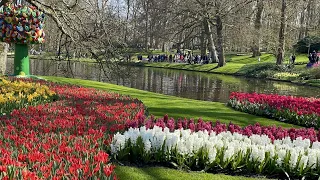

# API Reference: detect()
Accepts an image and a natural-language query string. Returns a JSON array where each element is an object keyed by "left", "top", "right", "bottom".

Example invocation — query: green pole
[{"left": 14, "top": 44, "right": 30, "bottom": 76}]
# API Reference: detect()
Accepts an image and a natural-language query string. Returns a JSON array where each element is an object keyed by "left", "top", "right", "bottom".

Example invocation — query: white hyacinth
[
  {"left": 111, "top": 132, "right": 126, "bottom": 154},
  {"left": 299, "top": 155, "right": 309, "bottom": 169},
  {"left": 289, "top": 149, "right": 299, "bottom": 169},
  {"left": 208, "top": 146, "right": 217, "bottom": 163},
  {"left": 111, "top": 125, "right": 320, "bottom": 175},
  {"left": 144, "top": 139, "right": 152, "bottom": 152}
]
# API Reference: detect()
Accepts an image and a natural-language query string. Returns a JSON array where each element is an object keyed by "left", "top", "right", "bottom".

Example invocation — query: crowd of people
[
  {"left": 137, "top": 49, "right": 320, "bottom": 68},
  {"left": 307, "top": 50, "right": 319, "bottom": 68},
  {"left": 137, "top": 50, "right": 212, "bottom": 65}
]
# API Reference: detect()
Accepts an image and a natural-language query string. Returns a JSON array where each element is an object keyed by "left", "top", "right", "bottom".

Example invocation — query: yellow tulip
[{"left": 0, "top": 94, "right": 6, "bottom": 103}]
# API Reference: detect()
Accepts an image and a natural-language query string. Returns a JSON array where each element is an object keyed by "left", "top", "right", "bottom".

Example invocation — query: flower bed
[
  {"left": 111, "top": 125, "right": 320, "bottom": 179},
  {"left": 0, "top": 78, "right": 146, "bottom": 179},
  {"left": 0, "top": 77, "right": 57, "bottom": 115},
  {"left": 3, "top": 77, "right": 320, "bottom": 179},
  {"left": 228, "top": 92, "right": 320, "bottom": 128},
  {"left": 273, "top": 72, "right": 300, "bottom": 81},
  {"left": 125, "top": 115, "right": 319, "bottom": 142}
]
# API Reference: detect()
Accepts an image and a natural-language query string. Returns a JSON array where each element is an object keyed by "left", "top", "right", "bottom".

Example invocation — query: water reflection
[{"left": 6, "top": 59, "right": 320, "bottom": 103}]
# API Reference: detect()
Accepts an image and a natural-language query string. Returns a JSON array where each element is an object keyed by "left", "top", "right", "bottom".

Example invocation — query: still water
[{"left": 6, "top": 59, "right": 320, "bottom": 103}]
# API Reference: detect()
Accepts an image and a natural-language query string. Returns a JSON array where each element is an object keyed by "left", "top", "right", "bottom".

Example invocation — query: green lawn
[
  {"left": 142, "top": 61, "right": 271, "bottom": 75},
  {"left": 140, "top": 53, "right": 310, "bottom": 76},
  {"left": 226, "top": 53, "right": 275, "bottom": 64},
  {"left": 115, "top": 166, "right": 266, "bottom": 180},
  {"left": 140, "top": 54, "right": 276, "bottom": 75},
  {"left": 43, "top": 76, "right": 299, "bottom": 180},
  {"left": 295, "top": 54, "right": 309, "bottom": 64}
]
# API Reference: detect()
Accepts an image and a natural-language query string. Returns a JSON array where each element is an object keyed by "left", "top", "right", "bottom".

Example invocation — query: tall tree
[
  {"left": 124, "top": 0, "right": 130, "bottom": 44},
  {"left": 305, "top": 0, "right": 313, "bottom": 37},
  {"left": 276, "top": 0, "right": 287, "bottom": 65},
  {"left": 142, "top": 0, "right": 150, "bottom": 51},
  {"left": 252, "top": 0, "right": 264, "bottom": 57},
  {"left": 298, "top": 0, "right": 307, "bottom": 40},
  {"left": 203, "top": 18, "right": 218, "bottom": 63},
  {"left": 215, "top": 1, "right": 225, "bottom": 67}
]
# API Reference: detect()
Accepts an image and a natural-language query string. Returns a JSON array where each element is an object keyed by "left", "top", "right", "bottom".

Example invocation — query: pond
[{"left": 6, "top": 59, "right": 320, "bottom": 103}]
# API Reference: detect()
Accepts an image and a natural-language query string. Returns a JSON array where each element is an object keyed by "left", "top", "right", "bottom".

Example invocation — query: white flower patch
[{"left": 111, "top": 126, "right": 320, "bottom": 176}]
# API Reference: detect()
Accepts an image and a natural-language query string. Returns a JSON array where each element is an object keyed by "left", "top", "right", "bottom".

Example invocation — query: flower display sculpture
[{"left": 0, "top": 2, "right": 45, "bottom": 76}]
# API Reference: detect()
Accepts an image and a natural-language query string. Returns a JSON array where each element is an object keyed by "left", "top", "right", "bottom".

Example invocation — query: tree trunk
[
  {"left": 203, "top": 18, "right": 218, "bottom": 63},
  {"left": 298, "top": 1, "right": 306, "bottom": 40},
  {"left": 276, "top": 0, "right": 286, "bottom": 65},
  {"left": 132, "top": 2, "right": 137, "bottom": 44},
  {"left": 162, "top": 42, "right": 165, "bottom": 52},
  {"left": 124, "top": 0, "right": 130, "bottom": 44},
  {"left": 0, "top": 43, "right": 8, "bottom": 75},
  {"left": 200, "top": 27, "right": 207, "bottom": 57},
  {"left": 252, "top": 0, "right": 263, "bottom": 57},
  {"left": 305, "top": 0, "right": 312, "bottom": 37},
  {"left": 143, "top": 0, "right": 149, "bottom": 51},
  {"left": 216, "top": 14, "right": 225, "bottom": 67}
]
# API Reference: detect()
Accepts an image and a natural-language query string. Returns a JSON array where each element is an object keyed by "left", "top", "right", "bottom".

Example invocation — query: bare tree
[
  {"left": 252, "top": 0, "right": 263, "bottom": 57},
  {"left": 203, "top": 18, "right": 218, "bottom": 63},
  {"left": 1, "top": 0, "right": 319, "bottom": 70},
  {"left": 276, "top": 0, "right": 287, "bottom": 65}
]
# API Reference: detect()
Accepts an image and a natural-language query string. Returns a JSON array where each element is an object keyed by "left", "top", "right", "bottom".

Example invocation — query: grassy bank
[
  {"left": 43, "top": 76, "right": 298, "bottom": 180},
  {"left": 115, "top": 166, "right": 264, "bottom": 180},
  {"left": 133, "top": 53, "right": 320, "bottom": 87},
  {"left": 138, "top": 54, "right": 298, "bottom": 75}
]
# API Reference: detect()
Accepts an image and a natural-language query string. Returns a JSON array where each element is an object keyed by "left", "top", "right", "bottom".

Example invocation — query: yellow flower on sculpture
[{"left": 19, "top": 71, "right": 26, "bottom": 76}]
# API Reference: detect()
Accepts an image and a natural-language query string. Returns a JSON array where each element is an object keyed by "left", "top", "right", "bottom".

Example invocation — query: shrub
[
  {"left": 299, "top": 67, "right": 320, "bottom": 80},
  {"left": 293, "top": 36, "right": 320, "bottom": 53}
]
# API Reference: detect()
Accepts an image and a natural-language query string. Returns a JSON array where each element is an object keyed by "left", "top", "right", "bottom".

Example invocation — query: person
[
  {"left": 147, "top": 55, "right": 151, "bottom": 62},
  {"left": 312, "top": 50, "right": 317, "bottom": 63},
  {"left": 180, "top": 54, "right": 184, "bottom": 62},
  {"left": 187, "top": 55, "right": 191, "bottom": 64},
  {"left": 307, "top": 52, "right": 315, "bottom": 68},
  {"left": 308, "top": 53, "right": 314, "bottom": 63},
  {"left": 169, "top": 54, "right": 173, "bottom": 63},
  {"left": 197, "top": 55, "right": 201, "bottom": 64},
  {"left": 291, "top": 54, "right": 296, "bottom": 64}
]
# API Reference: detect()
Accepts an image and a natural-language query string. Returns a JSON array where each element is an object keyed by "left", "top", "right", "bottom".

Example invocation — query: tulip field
[
  {"left": 0, "top": 77, "right": 146, "bottom": 179},
  {"left": 1, "top": 76, "right": 320, "bottom": 179}
]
